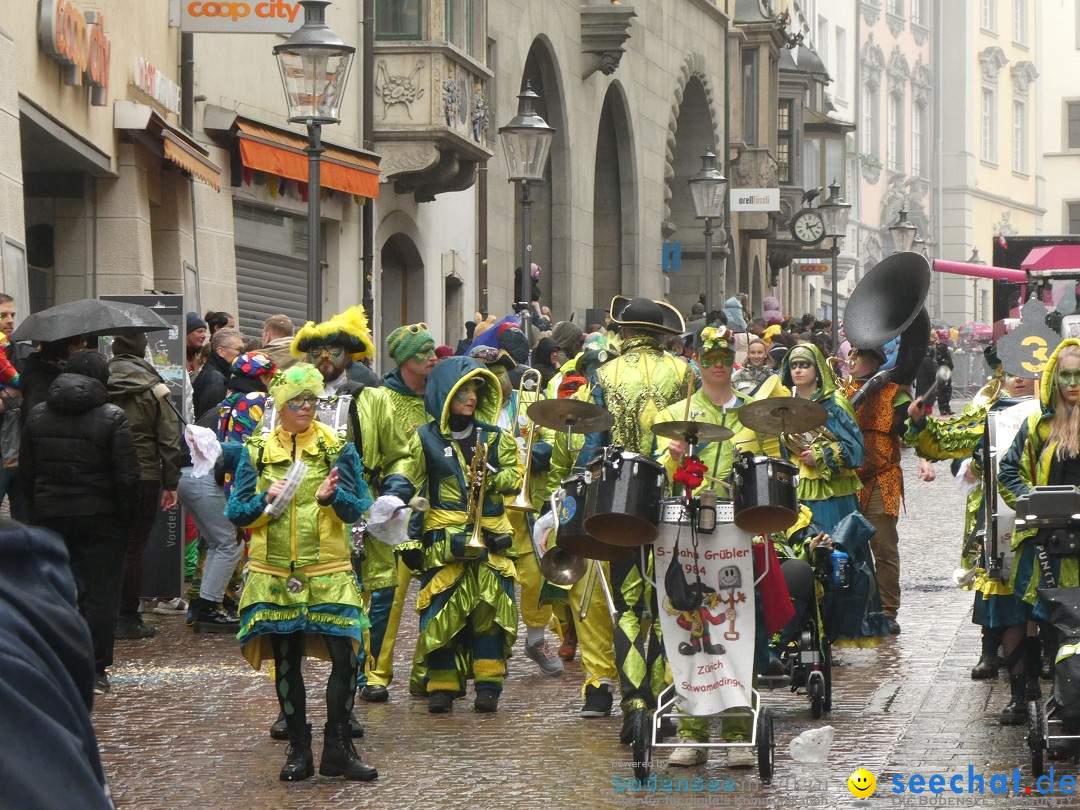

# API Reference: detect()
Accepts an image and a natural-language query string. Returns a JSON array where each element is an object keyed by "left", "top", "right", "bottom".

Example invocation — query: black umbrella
[{"left": 10, "top": 299, "right": 170, "bottom": 343}]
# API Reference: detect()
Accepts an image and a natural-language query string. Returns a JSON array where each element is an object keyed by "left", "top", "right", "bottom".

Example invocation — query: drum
[
  {"left": 554, "top": 474, "right": 631, "bottom": 562},
  {"left": 731, "top": 452, "right": 799, "bottom": 533},
  {"left": 583, "top": 449, "right": 666, "bottom": 546}
]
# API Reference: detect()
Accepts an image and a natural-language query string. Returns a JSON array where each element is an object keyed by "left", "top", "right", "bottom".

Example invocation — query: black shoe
[
  {"left": 581, "top": 684, "right": 613, "bottom": 718},
  {"left": 677, "top": 642, "right": 699, "bottom": 655},
  {"left": 428, "top": 691, "right": 454, "bottom": 714},
  {"left": 971, "top": 655, "right": 1000, "bottom": 680},
  {"left": 279, "top": 723, "right": 313, "bottom": 782},
  {"left": 193, "top": 604, "right": 239, "bottom": 634},
  {"left": 885, "top": 618, "right": 901, "bottom": 635},
  {"left": 620, "top": 709, "right": 638, "bottom": 745},
  {"left": 703, "top": 642, "right": 726, "bottom": 655},
  {"left": 270, "top": 711, "right": 289, "bottom": 740},
  {"left": 1026, "top": 678, "right": 1042, "bottom": 702},
  {"left": 93, "top": 672, "right": 110, "bottom": 695},
  {"left": 474, "top": 689, "right": 499, "bottom": 713},
  {"left": 1042, "top": 661, "right": 1054, "bottom": 681},
  {"left": 360, "top": 685, "right": 389, "bottom": 703},
  {"left": 349, "top": 710, "right": 364, "bottom": 739},
  {"left": 318, "top": 721, "right": 378, "bottom": 781},
  {"left": 115, "top": 618, "right": 157, "bottom": 640},
  {"left": 1000, "top": 675, "right": 1027, "bottom": 726}
]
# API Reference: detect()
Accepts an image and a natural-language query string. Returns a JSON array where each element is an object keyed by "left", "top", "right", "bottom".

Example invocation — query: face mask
[{"left": 1058, "top": 370, "right": 1080, "bottom": 387}]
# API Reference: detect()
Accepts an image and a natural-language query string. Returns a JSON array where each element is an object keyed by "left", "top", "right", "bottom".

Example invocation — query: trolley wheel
[
  {"left": 1028, "top": 700, "right": 1046, "bottom": 779},
  {"left": 632, "top": 710, "right": 652, "bottom": 783},
  {"left": 757, "top": 707, "right": 775, "bottom": 784},
  {"left": 822, "top": 641, "right": 833, "bottom": 712},
  {"left": 809, "top": 676, "right": 824, "bottom": 720}
]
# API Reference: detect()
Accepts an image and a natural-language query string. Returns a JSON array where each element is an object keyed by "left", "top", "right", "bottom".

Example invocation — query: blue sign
[{"left": 663, "top": 241, "right": 682, "bottom": 272}]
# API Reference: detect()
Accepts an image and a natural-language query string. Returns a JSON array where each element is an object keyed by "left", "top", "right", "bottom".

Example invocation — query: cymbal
[
  {"left": 737, "top": 397, "right": 828, "bottom": 435},
  {"left": 650, "top": 420, "right": 734, "bottom": 443},
  {"left": 527, "top": 398, "right": 615, "bottom": 433}
]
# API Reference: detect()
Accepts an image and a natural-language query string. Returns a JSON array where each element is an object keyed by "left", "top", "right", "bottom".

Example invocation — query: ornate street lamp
[
  {"left": 889, "top": 209, "right": 918, "bottom": 254},
  {"left": 274, "top": 0, "right": 355, "bottom": 320},
  {"left": 819, "top": 178, "right": 851, "bottom": 348},
  {"left": 688, "top": 148, "right": 728, "bottom": 316},
  {"left": 500, "top": 83, "right": 555, "bottom": 314}
]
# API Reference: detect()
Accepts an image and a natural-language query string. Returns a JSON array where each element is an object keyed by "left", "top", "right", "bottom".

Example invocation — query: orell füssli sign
[
  {"left": 38, "top": 0, "right": 112, "bottom": 106},
  {"left": 181, "top": 1, "right": 303, "bottom": 33}
]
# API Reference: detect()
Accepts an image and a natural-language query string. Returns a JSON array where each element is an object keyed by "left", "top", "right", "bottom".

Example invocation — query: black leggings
[{"left": 271, "top": 632, "right": 359, "bottom": 735}]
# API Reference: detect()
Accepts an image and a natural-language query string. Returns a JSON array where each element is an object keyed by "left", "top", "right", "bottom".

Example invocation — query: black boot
[
  {"left": 971, "top": 629, "right": 1001, "bottom": 679},
  {"left": 270, "top": 711, "right": 289, "bottom": 741},
  {"left": 279, "top": 723, "right": 313, "bottom": 782},
  {"left": 999, "top": 674, "right": 1028, "bottom": 726},
  {"left": 318, "top": 721, "right": 378, "bottom": 781}
]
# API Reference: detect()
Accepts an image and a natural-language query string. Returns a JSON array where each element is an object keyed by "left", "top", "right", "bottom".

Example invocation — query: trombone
[{"left": 506, "top": 368, "right": 543, "bottom": 513}]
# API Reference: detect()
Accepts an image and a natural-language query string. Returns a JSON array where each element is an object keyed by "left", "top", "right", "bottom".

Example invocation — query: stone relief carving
[
  {"left": 887, "top": 46, "right": 910, "bottom": 88},
  {"left": 886, "top": 8, "right": 905, "bottom": 37},
  {"left": 472, "top": 83, "right": 489, "bottom": 142},
  {"left": 911, "top": 57, "right": 933, "bottom": 105},
  {"left": 978, "top": 46, "right": 1009, "bottom": 85},
  {"left": 880, "top": 174, "right": 908, "bottom": 229},
  {"left": 861, "top": 35, "right": 885, "bottom": 90},
  {"left": 378, "top": 142, "right": 441, "bottom": 178},
  {"left": 859, "top": 0, "right": 881, "bottom": 27},
  {"left": 375, "top": 59, "right": 425, "bottom": 120},
  {"left": 1011, "top": 61, "right": 1039, "bottom": 98},
  {"left": 860, "top": 154, "right": 882, "bottom": 184}
]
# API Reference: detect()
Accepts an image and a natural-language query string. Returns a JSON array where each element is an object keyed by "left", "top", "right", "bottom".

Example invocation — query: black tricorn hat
[{"left": 609, "top": 295, "right": 686, "bottom": 335}]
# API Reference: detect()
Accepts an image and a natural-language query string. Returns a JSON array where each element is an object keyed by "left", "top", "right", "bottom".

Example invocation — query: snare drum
[
  {"left": 731, "top": 452, "right": 799, "bottom": 533},
  {"left": 554, "top": 474, "right": 631, "bottom": 562},
  {"left": 583, "top": 448, "right": 666, "bottom": 546}
]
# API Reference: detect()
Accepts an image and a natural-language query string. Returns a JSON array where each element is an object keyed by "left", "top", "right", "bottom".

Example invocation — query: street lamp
[
  {"left": 819, "top": 178, "right": 851, "bottom": 349},
  {"left": 968, "top": 248, "right": 986, "bottom": 323},
  {"left": 889, "top": 209, "right": 918, "bottom": 254},
  {"left": 688, "top": 148, "right": 727, "bottom": 317},
  {"left": 499, "top": 82, "right": 555, "bottom": 312},
  {"left": 274, "top": 0, "right": 354, "bottom": 321}
]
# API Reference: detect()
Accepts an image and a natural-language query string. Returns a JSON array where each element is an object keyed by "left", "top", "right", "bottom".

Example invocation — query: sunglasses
[
  {"left": 700, "top": 350, "right": 735, "bottom": 368},
  {"left": 286, "top": 394, "right": 319, "bottom": 410},
  {"left": 789, "top": 360, "right": 815, "bottom": 370},
  {"left": 307, "top": 345, "right": 346, "bottom": 362},
  {"left": 406, "top": 322, "right": 429, "bottom": 334},
  {"left": 1058, "top": 370, "right": 1080, "bottom": 386}
]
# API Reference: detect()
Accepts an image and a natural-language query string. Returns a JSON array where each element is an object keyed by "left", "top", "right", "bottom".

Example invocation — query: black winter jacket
[
  {"left": 20, "top": 373, "right": 140, "bottom": 521},
  {"left": 192, "top": 351, "right": 232, "bottom": 420}
]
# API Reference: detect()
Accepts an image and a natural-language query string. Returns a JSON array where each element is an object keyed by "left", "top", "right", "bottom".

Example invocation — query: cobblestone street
[{"left": 93, "top": 439, "right": 1059, "bottom": 809}]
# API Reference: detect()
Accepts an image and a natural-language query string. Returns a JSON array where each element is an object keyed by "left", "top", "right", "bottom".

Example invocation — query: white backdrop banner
[{"left": 654, "top": 518, "right": 756, "bottom": 716}]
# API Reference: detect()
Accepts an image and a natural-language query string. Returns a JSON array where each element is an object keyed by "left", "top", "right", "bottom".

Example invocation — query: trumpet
[
  {"left": 463, "top": 436, "right": 489, "bottom": 558},
  {"left": 506, "top": 368, "right": 543, "bottom": 513},
  {"left": 827, "top": 356, "right": 859, "bottom": 399}
]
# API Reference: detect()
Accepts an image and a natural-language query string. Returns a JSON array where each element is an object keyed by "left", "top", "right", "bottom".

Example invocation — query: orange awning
[
  {"left": 235, "top": 120, "right": 380, "bottom": 199},
  {"left": 162, "top": 131, "right": 221, "bottom": 191}
]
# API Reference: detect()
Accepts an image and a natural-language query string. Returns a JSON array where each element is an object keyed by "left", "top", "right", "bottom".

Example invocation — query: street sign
[
  {"left": 663, "top": 241, "right": 682, "bottom": 272},
  {"left": 796, "top": 262, "right": 829, "bottom": 275},
  {"left": 729, "top": 188, "right": 780, "bottom": 212},
  {"left": 997, "top": 297, "right": 1060, "bottom": 378}
]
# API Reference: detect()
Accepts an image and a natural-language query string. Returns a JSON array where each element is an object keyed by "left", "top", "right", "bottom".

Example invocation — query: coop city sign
[
  {"left": 181, "top": 1, "right": 303, "bottom": 33},
  {"left": 38, "top": 0, "right": 112, "bottom": 106}
]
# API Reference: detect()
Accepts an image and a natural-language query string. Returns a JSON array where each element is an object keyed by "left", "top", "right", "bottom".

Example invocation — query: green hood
[
  {"left": 780, "top": 343, "right": 835, "bottom": 401},
  {"left": 423, "top": 356, "right": 502, "bottom": 434},
  {"left": 107, "top": 356, "right": 163, "bottom": 396},
  {"left": 1039, "top": 337, "right": 1080, "bottom": 411}
]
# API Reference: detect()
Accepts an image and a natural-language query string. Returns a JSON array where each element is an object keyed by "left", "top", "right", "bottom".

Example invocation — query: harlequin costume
[
  {"left": 382, "top": 357, "right": 522, "bottom": 712},
  {"left": 846, "top": 346, "right": 911, "bottom": 626},
  {"left": 225, "top": 364, "right": 377, "bottom": 781},
  {"left": 779, "top": 344, "right": 865, "bottom": 536},
  {"left": 577, "top": 297, "right": 693, "bottom": 728}
]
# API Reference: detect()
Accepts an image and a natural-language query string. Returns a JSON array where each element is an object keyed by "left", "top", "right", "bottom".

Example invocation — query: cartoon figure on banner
[
  {"left": 717, "top": 565, "right": 746, "bottom": 642},
  {"left": 665, "top": 585, "right": 728, "bottom": 656}
]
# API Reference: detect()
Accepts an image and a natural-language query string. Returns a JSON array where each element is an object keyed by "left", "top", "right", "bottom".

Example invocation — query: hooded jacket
[
  {"left": 192, "top": 349, "right": 233, "bottom": 420},
  {"left": 107, "top": 355, "right": 182, "bottom": 488},
  {"left": 779, "top": 343, "right": 864, "bottom": 501},
  {"left": 723, "top": 296, "right": 748, "bottom": 331},
  {"left": 21, "top": 373, "right": 140, "bottom": 520},
  {"left": 383, "top": 357, "right": 521, "bottom": 568},
  {"left": 762, "top": 296, "right": 784, "bottom": 326}
]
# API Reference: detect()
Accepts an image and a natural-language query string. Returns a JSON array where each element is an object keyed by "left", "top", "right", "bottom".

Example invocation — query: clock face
[{"left": 792, "top": 210, "right": 826, "bottom": 245}]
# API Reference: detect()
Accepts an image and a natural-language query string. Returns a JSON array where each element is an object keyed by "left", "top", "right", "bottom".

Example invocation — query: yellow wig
[{"left": 290, "top": 304, "right": 376, "bottom": 362}]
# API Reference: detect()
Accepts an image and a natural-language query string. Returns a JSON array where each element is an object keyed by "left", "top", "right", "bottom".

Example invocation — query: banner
[
  {"left": 653, "top": 517, "right": 756, "bottom": 717},
  {"left": 103, "top": 294, "right": 186, "bottom": 599}
]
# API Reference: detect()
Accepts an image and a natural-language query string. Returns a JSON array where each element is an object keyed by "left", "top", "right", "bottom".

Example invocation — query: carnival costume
[
  {"left": 383, "top": 357, "right": 522, "bottom": 711},
  {"left": 779, "top": 344, "right": 865, "bottom": 536},
  {"left": 578, "top": 298, "right": 693, "bottom": 722},
  {"left": 360, "top": 325, "right": 436, "bottom": 699},
  {"left": 226, "top": 364, "right": 376, "bottom": 782}
]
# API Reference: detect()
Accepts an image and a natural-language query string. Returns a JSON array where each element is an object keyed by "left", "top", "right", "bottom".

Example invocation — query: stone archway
[
  {"left": 592, "top": 82, "right": 637, "bottom": 311},
  {"left": 663, "top": 52, "right": 721, "bottom": 318},
  {"left": 379, "top": 233, "right": 424, "bottom": 370}
]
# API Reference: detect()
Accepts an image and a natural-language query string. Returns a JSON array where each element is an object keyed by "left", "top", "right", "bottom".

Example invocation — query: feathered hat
[{"left": 291, "top": 304, "right": 376, "bottom": 362}]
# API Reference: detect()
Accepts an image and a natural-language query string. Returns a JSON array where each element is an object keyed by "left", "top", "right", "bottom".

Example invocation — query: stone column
[{"left": 0, "top": 27, "right": 26, "bottom": 312}]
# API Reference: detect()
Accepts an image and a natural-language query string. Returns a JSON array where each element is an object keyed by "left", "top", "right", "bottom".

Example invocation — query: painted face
[
  {"left": 402, "top": 350, "right": 437, "bottom": 380},
  {"left": 450, "top": 382, "right": 479, "bottom": 417},
  {"left": 1057, "top": 355, "right": 1080, "bottom": 408},
  {"left": 789, "top": 357, "right": 819, "bottom": 391},
  {"left": 279, "top": 390, "right": 317, "bottom": 432},
  {"left": 307, "top": 344, "right": 348, "bottom": 380},
  {"left": 746, "top": 342, "right": 767, "bottom": 367}
]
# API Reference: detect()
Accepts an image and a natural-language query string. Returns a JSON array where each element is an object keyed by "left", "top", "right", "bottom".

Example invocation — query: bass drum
[
  {"left": 731, "top": 453, "right": 799, "bottom": 533},
  {"left": 583, "top": 449, "right": 666, "bottom": 547},
  {"left": 554, "top": 474, "right": 631, "bottom": 562}
]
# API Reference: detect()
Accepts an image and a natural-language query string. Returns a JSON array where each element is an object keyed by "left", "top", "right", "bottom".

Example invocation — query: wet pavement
[{"left": 93, "top": 440, "right": 1070, "bottom": 809}]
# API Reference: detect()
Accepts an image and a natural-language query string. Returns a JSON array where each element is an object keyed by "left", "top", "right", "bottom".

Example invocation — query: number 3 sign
[{"left": 997, "top": 298, "right": 1062, "bottom": 379}]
